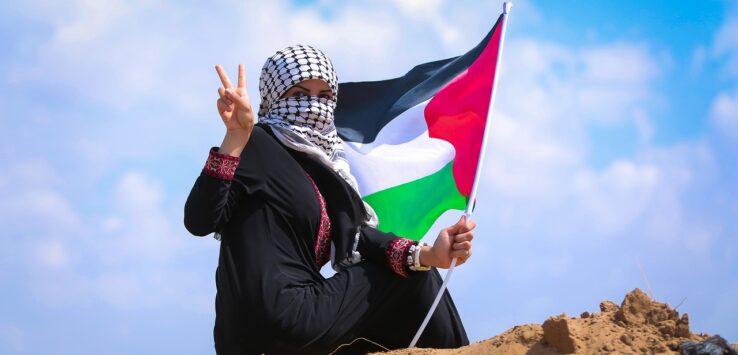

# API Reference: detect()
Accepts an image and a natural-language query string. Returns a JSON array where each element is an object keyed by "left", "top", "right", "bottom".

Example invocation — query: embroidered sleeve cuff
[
  {"left": 203, "top": 147, "right": 240, "bottom": 180},
  {"left": 387, "top": 238, "right": 414, "bottom": 278}
]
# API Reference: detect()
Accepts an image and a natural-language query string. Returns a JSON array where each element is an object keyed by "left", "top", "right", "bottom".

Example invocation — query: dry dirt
[{"left": 375, "top": 288, "right": 737, "bottom": 355}]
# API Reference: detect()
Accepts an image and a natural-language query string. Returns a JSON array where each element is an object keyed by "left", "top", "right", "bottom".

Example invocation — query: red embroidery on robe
[
  {"left": 307, "top": 175, "right": 332, "bottom": 268},
  {"left": 387, "top": 238, "right": 414, "bottom": 278},
  {"left": 203, "top": 148, "right": 239, "bottom": 180}
]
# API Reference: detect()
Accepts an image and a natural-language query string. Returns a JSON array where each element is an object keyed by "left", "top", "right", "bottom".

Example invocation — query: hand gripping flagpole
[{"left": 409, "top": 2, "right": 513, "bottom": 348}]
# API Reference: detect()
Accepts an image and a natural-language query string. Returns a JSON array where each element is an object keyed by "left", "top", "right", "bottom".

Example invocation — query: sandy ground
[{"left": 373, "top": 289, "right": 737, "bottom": 355}]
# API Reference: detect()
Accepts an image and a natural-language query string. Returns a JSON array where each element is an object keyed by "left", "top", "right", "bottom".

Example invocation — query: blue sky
[{"left": 1, "top": 0, "right": 737, "bottom": 353}]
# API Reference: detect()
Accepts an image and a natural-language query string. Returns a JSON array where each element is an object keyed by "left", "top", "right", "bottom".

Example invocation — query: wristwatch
[{"left": 408, "top": 242, "right": 431, "bottom": 272}]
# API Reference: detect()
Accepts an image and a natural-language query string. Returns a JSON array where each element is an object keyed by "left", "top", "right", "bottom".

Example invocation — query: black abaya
[{"left": 184, "top": 125, "right": 468, "bottom": 354}]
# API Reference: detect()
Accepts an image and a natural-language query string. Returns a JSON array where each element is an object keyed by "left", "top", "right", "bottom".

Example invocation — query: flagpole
[{"left": 409, "top": 2, "right": 513, "bottom": 348}]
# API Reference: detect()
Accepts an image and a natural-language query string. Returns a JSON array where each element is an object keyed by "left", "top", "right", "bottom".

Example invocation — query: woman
[{"left": 185, "top": 45, "right": 475, "bottom": 354}]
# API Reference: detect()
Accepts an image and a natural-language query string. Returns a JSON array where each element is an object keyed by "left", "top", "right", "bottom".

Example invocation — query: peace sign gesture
[{"left": 215, "top": 64, "right": 255, "bottom": 133}]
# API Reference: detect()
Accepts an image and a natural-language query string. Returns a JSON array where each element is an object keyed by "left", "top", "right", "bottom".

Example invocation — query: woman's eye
[
  {"left": 291, "top": 91, "right": 307, "bottom": 98},
  {"left": 318, "top": 93, "right": 332, "bottom": 99}
]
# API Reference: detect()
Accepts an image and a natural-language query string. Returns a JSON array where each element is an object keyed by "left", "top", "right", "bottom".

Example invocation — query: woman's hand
[
  {"left": 215, "top": 64, "right": 255, "bottom": 157},
  {"left": 420, "top": 216, "right": 476, "bottom": 269}
]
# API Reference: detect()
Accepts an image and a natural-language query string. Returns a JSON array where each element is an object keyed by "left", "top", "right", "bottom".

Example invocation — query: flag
[{"left": 335, "top": 14, "right": 505, "bottom": 240}]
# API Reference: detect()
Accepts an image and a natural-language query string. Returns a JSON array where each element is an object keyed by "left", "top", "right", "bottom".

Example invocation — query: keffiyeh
[{"left": 258, "top": 45, "right": 343, "bottom": 159}]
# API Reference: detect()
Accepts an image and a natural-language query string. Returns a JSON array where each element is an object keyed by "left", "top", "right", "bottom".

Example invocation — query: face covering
[{"left": 261, "top": 95, "right": 343, "bottom": 160}]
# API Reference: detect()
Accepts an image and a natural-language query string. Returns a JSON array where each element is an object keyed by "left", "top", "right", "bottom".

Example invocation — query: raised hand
[
  {"left": 422, "top": 216, "right": 475, "bottom": 269},
  {"left": 215, "top": 64, "right": 255, "bottom": 157},
  {"left": 216, "top": 64, "right": 254, "bottom": 133}
]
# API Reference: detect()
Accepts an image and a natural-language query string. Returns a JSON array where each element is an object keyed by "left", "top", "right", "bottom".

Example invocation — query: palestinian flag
[{"left": 335, "top": 15, "right": 505, "bottom": 240}]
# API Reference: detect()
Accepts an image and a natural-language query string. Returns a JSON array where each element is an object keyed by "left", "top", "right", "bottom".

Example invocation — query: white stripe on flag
[{"left": 344, "top": 101, "right": 455, "bottom": 196}]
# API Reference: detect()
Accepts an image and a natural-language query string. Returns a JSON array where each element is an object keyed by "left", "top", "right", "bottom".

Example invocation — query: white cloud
[
  {"left": 52, "top": 0, "right": 130, "bottom": 45},
  {"left": 101, "top": 216, "right": 123, "bottom": 233},
  {"left": 710, "top": 89, "right": 738, "bottom": 139},
  {"left": 573, "top": 160, "right": 660, "bottom": 236},
  {"left": 11, "top": 0, "right": 534, "bottom": 115},
  {"left": 706, "top": 5, "right": 738, "bottom": 143},
  {"left": 389, "top": 0, "right": 462, "bottom": 49},
  {"left": 275, "top": 2, "right": 402, "bottom": 78},
  {"left": 486, "top": 112, "right": 581, "bottom": 198},
  {"left": 0, "top": 160, "right": 80, "bottom": 233},
  {"left": 93, "top": 272, "right": 147, "bottom": 310},
  {"left": 0, "top": 161, "right": 213, "bottom": 311},
  {"left": 483, "top": 37, "right": 666, "bottom": 229},
  {"left": 713, "top": 12, "right": 738, "bottom": 77},
  {"left": 35, "top": 239, "right": 70, "bottom": 270},
  {"left": 682, "top": 227, "right": 715, "bottom": 255},
  {"left": 103, "top": 171, "right": 186, "bottom": 264},
  {"left": 500, "top": 39, "right": 661, "bottom": 130},
  {"left": 581, "top": 43, "right": 660, "bottom": 85},
  {"left": 15, "top": 0, "right": 405, "bottom": 110},
  {"left": 71, "top": 138, "right": 113, "bottom": 178},
  {"left": 17, "top": 190, "right": 79, "bottom": 227},
  {"left": 78, "top": 171, "right": 215, "bottom": 311},
  {"left": 391, "top": 0, "right": 445, "bottom": 18},
  {"left": 480, "top": 35, "right": 718, "bottom": 252},
  {"left": 114, "top": 172, "right": 162, "bottom": 214}
]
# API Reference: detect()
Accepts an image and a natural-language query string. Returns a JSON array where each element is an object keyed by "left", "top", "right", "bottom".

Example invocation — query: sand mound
[{"left": 376, "top": 288, "right": 736, "bottom": 355}]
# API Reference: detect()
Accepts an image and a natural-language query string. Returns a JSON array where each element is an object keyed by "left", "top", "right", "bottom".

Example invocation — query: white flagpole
[{"left": 409, "top": 2, "right": 513, "bottom": 348}]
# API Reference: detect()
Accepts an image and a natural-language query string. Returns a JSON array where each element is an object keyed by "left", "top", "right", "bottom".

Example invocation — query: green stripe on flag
[{"left": 363, "top": 161, "right": 467, "bottom": 240}]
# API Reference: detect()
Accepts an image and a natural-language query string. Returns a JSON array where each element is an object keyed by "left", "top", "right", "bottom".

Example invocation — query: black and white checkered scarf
[
  {"left": 258, "top": 45, "right": 342, "bottom": 159},
  {"left": 258, "top": 45, "right": 378, "bottom": 267}
]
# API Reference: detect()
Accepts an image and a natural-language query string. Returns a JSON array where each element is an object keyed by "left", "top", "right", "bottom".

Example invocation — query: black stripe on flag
[{"left": 334, "top": 14, "right": 503, "bottom": 144}]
